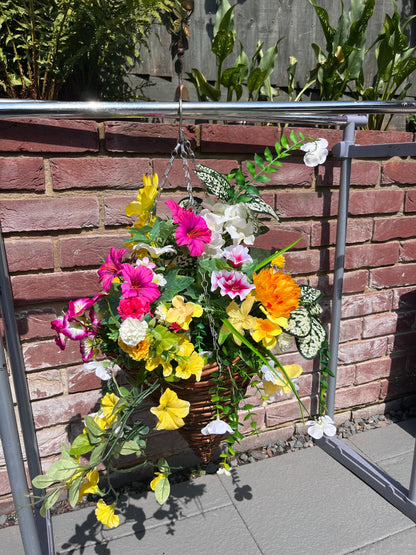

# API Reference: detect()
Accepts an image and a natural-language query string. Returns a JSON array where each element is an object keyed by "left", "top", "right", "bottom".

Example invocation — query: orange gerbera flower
[{"left": 253, "top": 269, "right": 300, "bottom": 319}]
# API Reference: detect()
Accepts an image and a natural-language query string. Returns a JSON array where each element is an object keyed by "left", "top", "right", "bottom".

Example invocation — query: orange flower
[
  {"left": 118, "top": 337, "right": 151, "bottom": 361},
  {"left": 253, "top": 269, "right": 300, "bottom": 319}
]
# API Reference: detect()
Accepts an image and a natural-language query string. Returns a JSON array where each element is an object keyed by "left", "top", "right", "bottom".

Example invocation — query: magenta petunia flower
[
  {"left": 67, "top": 297, "right": 97, "bottom": 319},
  {"left": 211, "top": 269, "right": 255, "bottom": 300},
  {"left": 61, "top": 314, "right": 89, "bottom": 340},
  {"left": 80, "top": 333, "right": 96, "bottom": 362},
  {"left": 118, "top": 297, "right": 149, "bottom": 319},
  {"left": 120, "top": 263, "right": 161, "bottom": 303},
  {"left": 223, "top": 245, "right": 253, "bottom": 267},
  {"left": 165, "top": 199, "right": 187, "bottom": 223},
  {"left": 51, "top": 315, "right": 67, "bottom": 350},
  {"left": 98, "top": 248, "right": 126, "bottom": 293},
  {"left": 166, "top": 199, "right": 212, "bottom": 256}
]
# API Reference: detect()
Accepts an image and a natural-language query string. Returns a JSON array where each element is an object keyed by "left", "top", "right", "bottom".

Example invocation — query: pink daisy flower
[
  {"left": 98, "top": 248, "right": 126, "bottom": 293},
  {"left": 211, "top": 269, "right": 255, "bottom": 300},
  {"left": 120, "top": 263, "right": 161, "bottom": 303}
]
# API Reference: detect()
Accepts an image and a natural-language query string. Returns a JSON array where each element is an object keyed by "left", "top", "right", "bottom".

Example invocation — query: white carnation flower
[
  {"left": 300, "top": 138, "right": 329, "bottom": 167},
  {"left": 201, "top": 417, "right": 233, "bottom": 435},
  {"left": 119, "top": 317, "right": 148, "bottom": 346}
]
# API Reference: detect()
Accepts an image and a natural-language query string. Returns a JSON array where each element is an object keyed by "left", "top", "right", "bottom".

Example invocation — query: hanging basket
[{"left": 123, "top": 359, "right": 249, "bottom": 464}]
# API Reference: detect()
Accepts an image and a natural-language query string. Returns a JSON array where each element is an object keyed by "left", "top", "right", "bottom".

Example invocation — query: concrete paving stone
[
  {"left": 53, "top": 473, "right": 233, "bottom": 554},
  {"left": 217, "top": 446, "right": 415, "bottom": 555},
  {"left": 58, "top": 505, "right": 263, "bottom": 555},
  {"left": 347, "top": 526, "right": 416, "bottom": 555},
  {"left": 346, "top": 418, "right": 416, "bottom": 464},
  {"left": 376, "top": 451, "right": 415, "bottom": 489}
]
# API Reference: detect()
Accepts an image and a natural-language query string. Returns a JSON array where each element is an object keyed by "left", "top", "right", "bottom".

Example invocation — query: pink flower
[
  {"left": 80, "top": 333, "right": 96, "bottom": 362},
  {"left": 223, "top": 245, "right": 253, "bottom": 267},
  {"left": 61, "top": 315, "right": 89, "bottom": 341},
  {"left": 118, "top": 297, "right": 149, "bottom": 319},
  {"left": 211, "top": 269, "right": 255, "bottom": 300},
  {"left": 166, "top": 200, "right": 212, "bottom": 256},
  {"left": 98, "top": 248, "right": 126, "bottom": 293},
  {"left": 67, "top": 297, "right": 97, "bottom": 319},
  {"left": 120, "top": 263, "right": 160, "bottom": 303},
  {"left": 51, "top": 316, "right": 67, "bottom": 350}
]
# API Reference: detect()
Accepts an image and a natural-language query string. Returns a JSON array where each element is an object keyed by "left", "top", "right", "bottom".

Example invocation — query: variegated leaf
[
  {"left": 295, "top": 317, "right": 327, "bottom": 359},
  {"left": 286, "top": 306, "right": 311, "bottom": 338},
  {"left": 244, "top": 196, "right": 279, "bottom": 220},
  {"left": 194, "top": 164, "right": 230, "bottom": 201},
  {"left": 299, "top": 284, "right": 322, "bottom": 305}
]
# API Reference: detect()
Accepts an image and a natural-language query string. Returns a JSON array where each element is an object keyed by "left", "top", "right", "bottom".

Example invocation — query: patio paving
[{"left": 2, "top": 418, "right": 416, "bottom": 554}]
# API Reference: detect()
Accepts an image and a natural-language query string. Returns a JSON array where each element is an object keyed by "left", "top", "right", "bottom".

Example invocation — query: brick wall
[{"left": 0, "top": 119, "right": 415, "bottom": 511}]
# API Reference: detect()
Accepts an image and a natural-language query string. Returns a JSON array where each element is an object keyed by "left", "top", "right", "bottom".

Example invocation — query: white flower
[
  {"left": 119, "top": 317, "right": 148, "bottom": 346},
  {"left": 201, "top": 417, "right": 233, "bottom": 435},
  {"left": 203, "top": 229, "right": 225, "bottom": 259},
  {"left": 133, "top": 242, "right": 176, "bottom": 257},
  {"left": 300, "top": 138, "right": 329, "bottom": 167},
  {"left": 154, "top": 303, "right": 168, "bottom": 323},
  {"left": 153, "top": 273, "right": 167, "bottom": 287},
  {"left": 217, "top": 466, "right": 231, "bottom": 476},
  {"left": 84, "top": 360, "right": 115, "bottom": 381},
  {"left": 306, "top": 415, "right": 336, "bottom": 439}
]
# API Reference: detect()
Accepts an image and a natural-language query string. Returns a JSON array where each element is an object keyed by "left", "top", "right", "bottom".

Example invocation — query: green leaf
[
  {"left": 32, "top": 474, "right": 58, "bottom": 489},
  {"left": 67, "top": 474, "right": 83, "bottom": 508},
  {"left": 84, "top": 415, "right": 106, "bottom": 442},
  {"left": 46, "top": 458, "right": 80, "bottom": 482},
  {"left": 246, "top": 160, "right": 256, "bottom": 177},
  {"left": 70, "top": 433, "right": 94, "bottom": 456},
  {"left": 244, "top": 196, "right": 279, "bottom": 220},
  {"left": 212, "top": 28, "right": 235, "bottom": 65},
  {"left": 154, "top": 477, "right": 170, "bottom": 505},
  {"left": 119, "top": 439, "right": 143, "bottom": 456},
  {"left": 194, "top": 164, "right": 230, "bottom": 201},
  {"left": 254, "top": 174, "right": 272, "bottom": 183},
  {"left": 41, "top": 488, "right": 61, "bottom": 516},
  {"left": 89, "top": 442, "right": 106, "bottom": 467},
  {"left": 254, "top": 153, "right": 265, "bottom": 169},
  {"left": 263, "top": 147, "right": 273, "bottom": 162},
  {"left": 299, "top": 284, "right": 323, "bottom": 305},
  {"left": 287, "top": 307, "right": 312, "bottom": 338},
  {"left": 158, "top": 269, "right": 195, "bottom": 303},
  {"left": 296, "top": 317, "right": 327, "bottom": 359},
  {"left": 280, "top": 135, "right": 289, "bottom": 149},
  {"left": 187, "top": 69, "right": 221, "bottom": 101}
]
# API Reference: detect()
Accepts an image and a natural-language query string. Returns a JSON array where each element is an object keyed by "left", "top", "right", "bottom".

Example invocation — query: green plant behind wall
[
  {"left": 187, "top": 0, "right": 281, "bottom": 102},
  {"left": 0, "top": 0, "right": 172, "bottom": 100}
]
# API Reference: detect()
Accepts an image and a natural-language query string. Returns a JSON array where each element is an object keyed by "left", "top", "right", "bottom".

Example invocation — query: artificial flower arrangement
[{"left": 33, "top": 131, "right": 333, "bottom": 529}]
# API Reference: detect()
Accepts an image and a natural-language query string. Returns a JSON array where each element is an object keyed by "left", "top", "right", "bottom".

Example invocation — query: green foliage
[
  {"left": 0, "top": 0, "right": 172, "bottom": 100},
  {"left": 187, "top": 0, "right": 281, "bottom": 101}
]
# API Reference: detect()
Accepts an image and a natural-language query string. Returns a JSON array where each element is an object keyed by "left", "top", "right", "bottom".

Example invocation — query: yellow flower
[
  {"left": 263, "top": 364, "right": 303, "bottom": 397},
  {"left": 252, "top": 310, "right": 288, "bottom": 349},
  {"left": 95, "top": 499, "right": 120, "bottom": 528},
  {"left": 118, "top": 337, "right": 151, "bottom": 361},
  {"left": 100, "top": 393, "right": 120, "bottom": 426},
  {"left": 271, "top": 254, "right": 285, "bottom": 269},
  {"left": 126, "top": 174, "right": 159, "bottom": 228},
  {"left": 150, "top": 471, "right": 169, "bottom": 491},
  {"left": 175, "top": 341, "right": 204, "bottom": 381},
  {"left": 150, "top": 388, "right": 190, "bottom": 430},
  {"left": 166, "top": 296, "right": 203, "bottom": 330},
  {"left": 221, "top": 296, "right": 257, "bottom": 345},
  {"left": 146, "top": 354, "right": 174, "bottom": 377},
  {"left": 78, "top": 469, "right": 102, "bottom": 503}
]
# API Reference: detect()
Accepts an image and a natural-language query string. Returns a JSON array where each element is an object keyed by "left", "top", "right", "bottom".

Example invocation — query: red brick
[
  {"left": 23, "top": 340, "right": 82, "bottom": 371},
  {"left": 11, "top": 270, "right": 99, "bottom": 304},
  {"left": 275, "top": 352, "right": 316, "bottom": 373},
  {"left": 338, "top": 337, "right": 388, "bottom": 364},
  {"left": 392, "top": 286, "right": 416, "bottom": 309},
  {"left": 16, "top": 309, "right": 57, "bottom": 340},
  {"left": 309, "top": 269, "right": 369, "bottom": 295},
  {"left": 383, "top": 160, "right": 416, "bottom": 185},
  {"left": 59, "top": 234, "right": 129, "bottom": 268},
  {"left": 311, "top": 219, "right": 373, "bottom": 247},
  {"left": 336, "top": 365, "right": 355, "bottom": 388},
  {"left": 50, "top": 157, "right": 150, "bottom": 190},
  {"left": 348, "top": 190, "right": 404, "bottom": 215},
  {"left": 36, "top": 425, "right": 70, "bottom": 458},
  {"left": 0, "top": 157, "right": 44, "bottom": 191},
  {"left": 265, "top": 396, "right": 312, "bottom": 427},
  {"left": 341, "top": 291, "right": 393, "bottom": 318},
  {"left": 284, "top": 250, "right": 321, "bottom": 274},
  {"left": 105, "top": 122, "right": 196, "bottom": 153},
  {"left": 27, "top": 369, "right": 64, "bottom": 399},
  {"left": 153, "top": 158, "right": 238, "bottom": 190},
  {"left": 318, "top": 160, "right": 380, "bottom": 187},
  {"left": 0, "top": 119, "right": 98, "bottom": 152},
  {"left": 282, "top": 127, "right": 343, "bottom": 150},
  {"left": 373, "top": 216, "right": 416, "bottom": 241},
  {"left": 238, "top": 406, "right": 265, "bottom": 433},
  {"left": 32, "top": 390, "right": 100, "bottom": 428},
  {"left": 104, "top": 195, "right": 136, "bottom": 226},
  {"left": 254, "top": 224, "right": 310, "bottom": 250},
  {"left": 370, "top": 263, "right": 416, "bottom": 288},
  {"left": 355, "top": 357, "right": 395, "bottom": 384},
  {"left": 405, "top": 190, "right": 416, "bottom": 213},
  {"left": 0, "top": 198, "right": 99, "bottom": 233},
  {"left": 4, "top": 239, "right": 54, "bottom": 272},
  {"left": 380, "top": 373, "right": 416, "bottom": 399},
  {"left": 362, "top": 312, "right": 398, "bottom": 338},
  {"left": 242, "top": 160, "right": 313, "bottom": 187},
  {"left": 342, "top": 242, "right": 399, "bottom": 270},
  {"left": 338, "top": 319, "right": 362, "bottom": 342},
  {"left": 388, "top": 331, "right": 416, "bottom": 353},
  {"left": 277, "top": 191, "right": 337, "bottom": 219},
  {"left": 67, "top": 364, "right": 102, "bottom": 393},
  {"left": 355, "top": 130, "right": 413, "bottom": 145},
  {"left": 400, "top": 239, "right": 416, "bottom": 262},
  {"left": 200, "top": 124, "right": 282, "bottom": 153},
  {"left": 334, "top": 382, "right": 381, "bottom": 410}
]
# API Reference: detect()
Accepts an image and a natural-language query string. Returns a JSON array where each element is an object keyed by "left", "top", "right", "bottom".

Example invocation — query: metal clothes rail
[{"left": 0, "top": 100, "right": 416, "bottom": 553}]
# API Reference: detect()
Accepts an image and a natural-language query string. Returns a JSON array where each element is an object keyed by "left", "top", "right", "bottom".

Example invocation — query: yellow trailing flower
[
  {"left": 78, "top": 468, "right": 102, "bottom": 503},
  {"left": 146, "top": 353, "right": 174, "bottom": 377},
  {"left": 252, "top": 308, "right": 288, "bottom": 349},
  {"left": 263, "top": 364, "right": 303, "bottom": 397},
  {"left": 166, "top": 295, "right": 203, "bottom": 330},
  {"left": 100, "top": 392, "right": 121, "bottom": 426},
  {"left": 221, "top": 296, "right": 256, "bottom": 345},
  {"left": 150, "top": 471, "right": 169, "bottom": 491},
  {"left": 174, "top": 340, "right": 204, "bottom": 381},
  {"left": 271, "top": 253, "right": 285, "bottom": 269},
  {"left": 150, "top": 388, "right": 190, "bottom": 430},
  {"left": 118, "top": 336, "right": 151, "bottom": 361},
  {"left": 126, "top": 174, "right": 159, "bottom": 228},
  {"left": 95, "top": 499, "right": 119, "bottom": 528}
]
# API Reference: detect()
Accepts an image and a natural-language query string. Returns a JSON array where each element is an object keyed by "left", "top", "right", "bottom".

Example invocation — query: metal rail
[{"left": 1, "top": 99, "right": 416, "bottom": 551}]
